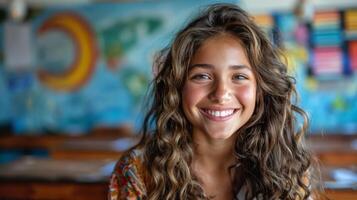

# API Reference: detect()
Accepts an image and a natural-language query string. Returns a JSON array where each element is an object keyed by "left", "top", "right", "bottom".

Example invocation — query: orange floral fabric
[{"left": 108, "top": 150, "right": 147, "bottom": 200}]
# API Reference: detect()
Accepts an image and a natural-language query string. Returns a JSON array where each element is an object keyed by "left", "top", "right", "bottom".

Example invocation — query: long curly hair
[{"left": 136, "top": 3, "right": 313, "bottom": 200}]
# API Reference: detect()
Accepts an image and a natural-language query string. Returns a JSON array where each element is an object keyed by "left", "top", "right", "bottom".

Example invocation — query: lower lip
[{"left": 200, "top": 109, "right": 238, "bottom": 122}]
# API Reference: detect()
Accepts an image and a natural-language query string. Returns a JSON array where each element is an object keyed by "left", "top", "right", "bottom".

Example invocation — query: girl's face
[{"left": 182, "top": 34, "right": 257, "bottom": 142}]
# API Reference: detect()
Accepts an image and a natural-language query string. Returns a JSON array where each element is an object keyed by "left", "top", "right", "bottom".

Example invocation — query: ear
[
  {"left": 152, "top": 51, "right": 162, "bottom": 78},
  {"left": 152, "top": 62, "right": 159, "bottom": 78}
]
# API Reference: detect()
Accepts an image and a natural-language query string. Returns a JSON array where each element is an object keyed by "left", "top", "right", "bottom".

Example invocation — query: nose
[{"left": 209, "top": 79, "right": 232, "bottom": 104}]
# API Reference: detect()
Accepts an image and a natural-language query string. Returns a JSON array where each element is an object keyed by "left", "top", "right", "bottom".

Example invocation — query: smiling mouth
[{"left": 200, "top": 108, "right": 238, "bottom": 121}]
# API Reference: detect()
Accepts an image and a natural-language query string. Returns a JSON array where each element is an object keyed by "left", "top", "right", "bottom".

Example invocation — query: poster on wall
[{"left": 4, "top": 22, "right": 34, "bottom": 71}]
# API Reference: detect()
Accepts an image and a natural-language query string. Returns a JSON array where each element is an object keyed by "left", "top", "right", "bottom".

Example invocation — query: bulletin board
[{"left": 254, "top": 8, "right": 357, "bottom": 134}]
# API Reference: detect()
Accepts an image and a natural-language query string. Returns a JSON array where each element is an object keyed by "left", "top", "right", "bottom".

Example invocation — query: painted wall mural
[
  {"left": 37, "top": 12, "right": 98, "bottom": 91},
  {"left": 0, "top": 1, "right": 238, "bottom": 134}
]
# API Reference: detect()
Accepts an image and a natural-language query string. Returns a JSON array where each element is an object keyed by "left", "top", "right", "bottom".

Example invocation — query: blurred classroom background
[{"left": 0, "top": 0, "right": 356, "bottom": 199}]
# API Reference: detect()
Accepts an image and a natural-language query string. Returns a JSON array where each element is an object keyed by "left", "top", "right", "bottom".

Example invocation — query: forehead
[{"left": 189, "top": 34, "right": 251, "bottom": 69}]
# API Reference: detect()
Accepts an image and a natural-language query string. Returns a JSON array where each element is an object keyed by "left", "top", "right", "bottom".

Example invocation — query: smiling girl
[{"left": 109, "top": 3, "right": 314, "bottom": 200}]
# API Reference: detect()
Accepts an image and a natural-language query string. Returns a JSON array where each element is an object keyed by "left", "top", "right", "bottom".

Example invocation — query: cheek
[
  {"left": 182, "top": 84, "right": 201, "bottom": 108},
  {"left": 236, "top": 84, "right": 256, "bottom": 108}
]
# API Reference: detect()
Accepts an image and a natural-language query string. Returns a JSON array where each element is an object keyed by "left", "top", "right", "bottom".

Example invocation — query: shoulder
[
  {"left": 108, "top": 149, "right": 147, "bottom": 200},
  {"left": 115, "top": 149, "right": 144, "bottom": 176}
]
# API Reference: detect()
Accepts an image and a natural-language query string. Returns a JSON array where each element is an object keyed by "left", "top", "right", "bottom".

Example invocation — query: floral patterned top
[
  {"left": 108, "top": 149, "right": 257, "bottom": 200},
  {"left": 108, "top": 149, "right": 147, "bottom": 200}
]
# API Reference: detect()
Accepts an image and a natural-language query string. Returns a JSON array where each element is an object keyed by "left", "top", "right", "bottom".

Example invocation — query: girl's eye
[
  {"left": 191, "top": 74, "right": 211, "bottom": 80},
  {"left": 233, "top": 74, "right": 247, "bottom": 81}
]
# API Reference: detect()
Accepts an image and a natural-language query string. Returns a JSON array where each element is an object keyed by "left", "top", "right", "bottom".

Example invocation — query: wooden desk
[
  {"left": 0, "top": 157, "right": 113, "bottom": 199},
  {"left": 308, "top": 134, "right": 357, "bottom": 166},
  {"left": 308, "top": 134, "right": 357, "bottom": 199},
  {"left": 0, "top": 180, "right": 107, "bottom": 200},
  {"left": 51, "top": 137, "right": 138, "bottom": 160},
  {"left": 0, "top": 134, "right": 355, "bottom": 199},
  {"left": 323, "top": 189, "right": 357, "bottom": 200},
  {"left": 320, "top": 166, "right": 357, "bottom": 199},
  {"left": 0, "top": 134, "right": 139, "bottom": 160},
  {"left": 0, "top": 157, "right": 356, "bottom": 200},
  {"left": 0, "top": 126, "right": 134, "bottom": 150}
]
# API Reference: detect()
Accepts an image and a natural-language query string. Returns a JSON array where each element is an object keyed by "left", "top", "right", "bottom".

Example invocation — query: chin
[{"left": 206, "top": 130, "right": 237, "bottom": 140}]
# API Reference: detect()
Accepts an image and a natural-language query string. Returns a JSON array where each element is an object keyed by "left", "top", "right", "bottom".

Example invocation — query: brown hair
[{"left": 137, "top": 3, "right": 314, "bottom": 199}]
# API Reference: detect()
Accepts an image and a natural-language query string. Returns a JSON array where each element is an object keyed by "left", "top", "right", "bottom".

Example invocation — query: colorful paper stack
[
  {"left": 313, "top": 47, "right": 343, "bottom": 74},
  {"left": 345, "top": 9, "right": 357, "bottom": 39},
  {"left": 311, "top": 10, "right": 344, "bottom": 76},
  {"left": 312, "top": 11, "right": 342, "bottom": 46},
  {"left": 349, "top": 41, "right": 357, "bottom": 71},
  {"left": 345, "top": 10, "right": 357, "bottom": 71},
  {"left": 253, "top": 14, "right": 274, "bottom": 35}
]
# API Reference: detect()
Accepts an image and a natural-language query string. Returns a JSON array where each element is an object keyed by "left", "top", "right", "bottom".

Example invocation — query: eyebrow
[{"left": 189, "top": 63, "right": 252, "bottom": 71}]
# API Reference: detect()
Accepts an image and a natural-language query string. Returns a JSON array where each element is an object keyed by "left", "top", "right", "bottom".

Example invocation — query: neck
[
  {"left": 191, "top": 131, "right": 240, "bottom": 199},
  {"left": 192, "top": 132, "right": 237, "bottom": 172}
]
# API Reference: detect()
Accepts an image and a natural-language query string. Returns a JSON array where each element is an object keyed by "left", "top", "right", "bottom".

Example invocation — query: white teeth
[{"left": 206, "top": 109, "right": 234, "bottom": 117}]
